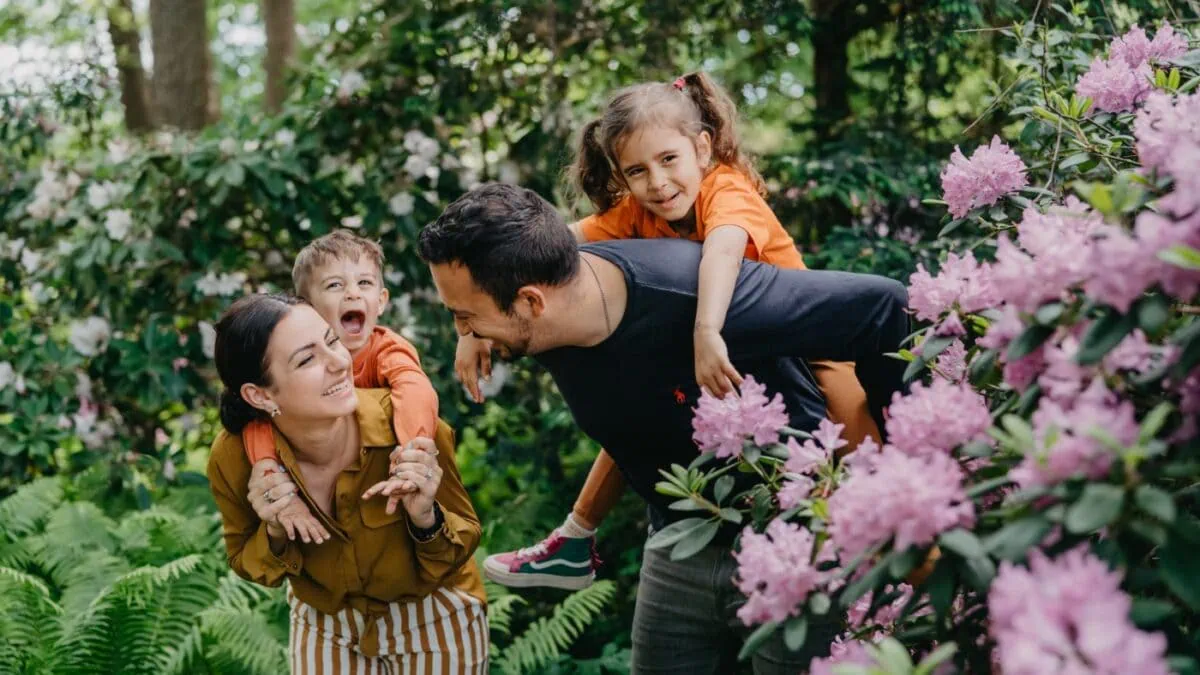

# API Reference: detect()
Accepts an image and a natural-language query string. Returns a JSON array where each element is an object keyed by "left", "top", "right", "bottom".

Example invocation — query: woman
[{"left": 207, "top": 294, "right": 488, "bottom": 674}]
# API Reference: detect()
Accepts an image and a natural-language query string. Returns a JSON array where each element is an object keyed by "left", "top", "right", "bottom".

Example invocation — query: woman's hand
[
  {"left": 361, "top": 437, "right": 443, "bottom": 528},
  {"left": 455, "top": 334, "right": 493, "bottom": 404},
  {"left": 247, "top": 460, "right": 303, "bottom": 540},
  {"left": 694, "top": 327, "right": 743, "bottom": 398}
]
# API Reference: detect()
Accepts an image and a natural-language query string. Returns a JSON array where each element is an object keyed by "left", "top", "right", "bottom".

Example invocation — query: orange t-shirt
[
  {"left": 242, "top": 326, "right": 439, "bottom": 463},
  {"left": 577, "top": 164, "right": 806, "bottom": 270}
]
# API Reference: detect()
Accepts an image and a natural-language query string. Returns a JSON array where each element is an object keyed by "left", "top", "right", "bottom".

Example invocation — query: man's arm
[{"left": 721, "top": 264, "right": 910, "bottom": 434}]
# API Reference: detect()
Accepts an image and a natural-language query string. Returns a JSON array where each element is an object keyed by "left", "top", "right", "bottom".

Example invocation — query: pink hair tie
[{"left": 672, "top": 77, "right": 686, "bottom": 90}]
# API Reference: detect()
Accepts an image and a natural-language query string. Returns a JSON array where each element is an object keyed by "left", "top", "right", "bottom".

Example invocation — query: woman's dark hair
[
  {"left": 213, "top": 293, "right": 304, "bottom": 434},
  {"left": 417, "top": 182, "right": 579, "bottom": 312}
]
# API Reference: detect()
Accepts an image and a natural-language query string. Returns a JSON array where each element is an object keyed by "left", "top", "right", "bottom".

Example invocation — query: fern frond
[
  {"left": 200, "top": 605, "right": 290, "bottom": 675},
  {"left": 0, "top": 477, "right": 64, "bottom": 541},
  {"left": 494, "top": 580, "right": 617, "bottom": 674},
  {"left": 487, "top": 593, "right": 526, "bottom": 638},
  {"left": 0, "top": 565, "right": 64, "bottom": 674}
]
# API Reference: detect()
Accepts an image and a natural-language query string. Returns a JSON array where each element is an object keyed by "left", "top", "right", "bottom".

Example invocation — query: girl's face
[{"left": 614, "top": 125, "right": 712, "bottom": 223}]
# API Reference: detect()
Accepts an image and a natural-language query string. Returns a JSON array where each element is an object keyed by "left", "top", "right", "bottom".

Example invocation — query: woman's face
[{"left": 249, "top": 304, "right": 357, "bottom": 424}]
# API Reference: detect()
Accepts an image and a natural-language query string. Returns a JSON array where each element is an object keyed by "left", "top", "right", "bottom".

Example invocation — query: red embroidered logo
[{"left": 673, "top": 387, "right": 687, "bottom": 405}]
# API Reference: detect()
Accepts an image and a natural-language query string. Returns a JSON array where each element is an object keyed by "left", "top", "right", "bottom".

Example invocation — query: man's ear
[
  {"left": 377, "top": 286, "right": 391, "bottom": 318},
  {"left": 240, "top": 382, "right": 276, "bottom": 415},
  {"left": 516, "top": 286, "right": 547, "bottom": 318}
]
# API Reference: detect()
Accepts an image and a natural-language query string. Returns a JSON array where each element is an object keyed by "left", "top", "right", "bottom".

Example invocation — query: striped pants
[{"left": 287, "top": 586, "right": 489, "bottom": 674}]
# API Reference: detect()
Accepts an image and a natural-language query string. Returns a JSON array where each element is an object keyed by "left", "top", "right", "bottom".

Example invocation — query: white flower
[
  {"left": 389, "top": 192, "right": 415, "bottom": 216},
  {"left": 196, "top": 271, "right": 248, "bottom": 296},
  {"left": 162, "top": 458, "right": 177, "bottom": 481},
  {"left": 87, "top": 182, "right": 118, "bottom": 210},
  {"left": 498, "top": 161, "right": 521, "bottom": 184},
  {"left": 337, "top": 70, "right": 367, "bottom": 98},
  {"left": 20, "top": 248, "right": 41, "bottom": 274},
  {"left": 299, "top": 218, "right": 312, "bottom": 231},
  {"left": 341, "top": 215, "right": 363, "bottom": 229},
  {"left": 319, "top": 154, "right": 343, "bottom": 176},
  {"left": 4, "top": 238, "right": 25, "bottom": 259},
  {"left": 243, "top": 140, "right": 261, "bottom": 153},
  {"left": 75, "top": 372, "right": 93, "bottom": 400},
  {"left": 404, "top": 154, "right": 431, "bottom": 180},
  {"left": 226, "top": 216, "right": 243, "bottom": 231},
  {"left": 107, "top": 139, "right": 133, "bottom": 163},
  {"left": 0, "top": 362, "right": 14, "bottom": 391},
  {"left": 218, "top": 138, "right": 238, "bottom": 155},
  {"left": 104, "top": 209, "right": 133, "bottom": 240},
  {"left": 346, "top": 164, "right": 366, "bottom": 186},
  {"left": 14, "top": 375, "right": 25, "bottom": 394},
  {"left": 275, "top": 129, "right": 296, "bottom": 147},
  {"left": 199, "top": 321, "right": 217, "bottom": 359},
  {"left": 69, "top": 317, "right": 112, "bottom": 357},
  {"left": 391, "top": 293, "right": 412, "bottom": 320},
  {"left": 178, "top": 208, "right": 197, "bottom": 227},
  {"left": 468, "top": 361, "right": 511, "bottom": 400},
  {"left": 26, "top": 196, "right": 54, "bottom": 220},
  {"left": 56, "top": 240, "right": 75, "bottom": 256},
  {"left": 266, "top": 250, "right": 284, "bottom": 267},
  {"left": 29, "top": 282, "right": 52, "bottom": 303},
  {"left": 385, "top": 270, "right": 406, "bottom": 285},
  {"left": 441, "top": 154, "right": 462, "bottom": 170},
  {"left": 482, "top": 110, "right": 499, "bottom": 127}
]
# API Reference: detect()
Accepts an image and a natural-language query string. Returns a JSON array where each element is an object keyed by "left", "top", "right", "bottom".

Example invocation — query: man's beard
[{"left": 490, "top": 316, "right": 534, "bottom": 359}]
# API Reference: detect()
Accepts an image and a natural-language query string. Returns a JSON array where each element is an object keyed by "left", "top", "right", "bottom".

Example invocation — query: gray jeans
[{"left": 631, "top": 540, "right": 838, "bottom": 674}]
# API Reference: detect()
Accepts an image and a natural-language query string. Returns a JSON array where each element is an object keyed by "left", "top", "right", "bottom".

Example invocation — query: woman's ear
[{"left": 241, "top": 382, "right": 278, "bottom": 416}]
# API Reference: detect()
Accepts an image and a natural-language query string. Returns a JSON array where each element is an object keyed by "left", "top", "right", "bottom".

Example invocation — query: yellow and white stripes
[{"left": 287, "top": 586, "right": 489, "bottom": 674}]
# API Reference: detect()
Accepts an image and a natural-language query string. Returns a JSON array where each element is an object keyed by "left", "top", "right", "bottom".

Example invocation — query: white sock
[{"left": 559, "top": 513, "right": 596, "bottom": 539}]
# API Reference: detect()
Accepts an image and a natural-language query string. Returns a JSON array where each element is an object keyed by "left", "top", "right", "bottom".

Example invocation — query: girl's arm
[
  {"left": 694, "top": 225, "right": 749, "bottom": 396},
  {"left": 568, "top": 220, "right": 588, "bottom": 243}
]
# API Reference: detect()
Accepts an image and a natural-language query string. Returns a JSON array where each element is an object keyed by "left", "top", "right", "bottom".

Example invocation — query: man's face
[{"left": 429, "top": 262, "right": 535, "bottom": 359}]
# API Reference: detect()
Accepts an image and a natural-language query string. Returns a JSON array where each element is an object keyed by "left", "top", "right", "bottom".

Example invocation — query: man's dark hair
[{"left": 418, "top": 183, "right": 579, "bottom": 311}]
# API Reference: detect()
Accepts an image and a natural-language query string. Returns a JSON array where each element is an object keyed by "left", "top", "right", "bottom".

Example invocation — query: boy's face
[{"left": 302, "top": 256, "right": 389, "bottom": 355}]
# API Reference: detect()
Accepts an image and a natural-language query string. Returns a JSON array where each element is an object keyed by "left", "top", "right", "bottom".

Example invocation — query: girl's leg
[
  {"left": 808, "top": 360, "right": 882, "bottom": 452},
  {"left": 571, "top": 449, "right": 626, "bottom": 529}
]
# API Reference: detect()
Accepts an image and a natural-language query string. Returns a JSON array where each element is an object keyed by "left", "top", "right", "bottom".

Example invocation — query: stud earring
[{"left": 269, "top": 406, "right": 281, "bottom": 418}]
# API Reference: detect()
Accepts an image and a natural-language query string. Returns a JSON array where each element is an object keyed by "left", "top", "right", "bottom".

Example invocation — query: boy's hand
[
  {"left": 454, "top": 334, "right": 494, "bottom": 403},
  {"left": 694, "top": 327, "right": 743, "bottom": 399}
]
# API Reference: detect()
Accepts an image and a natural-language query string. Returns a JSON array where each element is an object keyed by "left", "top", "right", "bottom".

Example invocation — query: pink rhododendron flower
[
  {"left": 692, "top": 375, "right": 788, "bottom": 458},
  {"left": 776, "top": 474, "right": 815, "bottom": 510},
  {"left": 977, "top": 303, "right": 1025, "bottom": 351},
  {"left": 1077, "top": 57, "right": 1152, "bottom": 113},
  {"left": 1110, "top": 23, "right": 1188, "bottom": 68},
  {"left": 907, "top": 251, "right": 998, "bottom": 322},
  {"left": 990, "top": 547, "right": 1170, "bottom": 675},
  {"left": 810, "top": 640, "right": 876, "bottom": 675},
  {"left": 1003, "top": 346, "right": 1048, "bottom": 392},
  {"left": 734, "top": 519, "right": 827, "bottom": 625},
  {"left": 1136, "top": 211, "right": 1200, "bottom": 300},
  {"left": 828, "top": 447, "right": 975, "bottom": 560},
  {"left": 1135, "top": 92, "right": 1200, "bottom": 216},
  {"left": 1010, "top": 380, "right": 1140, "bottom": 488},
  {"left": 940, "top": 136, "right": 1029, "bottom": 218},
  {"left": 989, "top": 200, "right": 1105, "bottom": 311},
  {"left": 847, "top": 584, "right": 918, "bottom": 635},
  {"left": 933, "top": 339, "right": 968, "bottom": 382},
  {"left": 1083, "top": 224, "right": 1162, "bottom": 312},
  {"left": 784, "top": 437, "right": 828, "bottom": 475},
  {"left": 812, "top": 418, "right": 848, "bottom": 455},
  {"left": 885, "top": 378, "right": 992, "bottom": 457}
]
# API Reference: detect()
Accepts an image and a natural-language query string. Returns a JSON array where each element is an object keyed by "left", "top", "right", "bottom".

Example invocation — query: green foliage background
[{"left": 0, "top": 0, "right": 1190, "bottom": 672}]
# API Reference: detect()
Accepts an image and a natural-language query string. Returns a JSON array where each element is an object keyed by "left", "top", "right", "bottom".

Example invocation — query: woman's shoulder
[{"left": 207, "top": 429, "right": 252, "bottom": 486}]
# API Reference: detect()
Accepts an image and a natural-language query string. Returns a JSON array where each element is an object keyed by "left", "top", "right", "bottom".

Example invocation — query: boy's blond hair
[{"left": 292, "top": 229, "right": 386, "bottom": 297}]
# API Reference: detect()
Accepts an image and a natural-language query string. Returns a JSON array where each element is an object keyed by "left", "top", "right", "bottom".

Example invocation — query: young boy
[{"left": 241, "top": 230, "right": 439, "bottom": 543}]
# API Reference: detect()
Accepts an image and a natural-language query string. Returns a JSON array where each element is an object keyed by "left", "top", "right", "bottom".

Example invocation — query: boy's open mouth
[{"left": 340, "top": 310, "right": 366, "bottom": 336}]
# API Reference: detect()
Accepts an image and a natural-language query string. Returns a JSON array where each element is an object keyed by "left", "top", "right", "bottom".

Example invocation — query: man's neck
[
  {"left": 542, "top": 252, "right": 628, "bottom": 350},
  {"left": 277, "top": 413, "right": 359, "bottom": 469}
]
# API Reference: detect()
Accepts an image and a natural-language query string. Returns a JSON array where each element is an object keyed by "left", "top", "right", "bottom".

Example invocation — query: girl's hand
[
  {"left": 694, "top": 327, "right": 743, "bottom": 399},
  {"left": 454, "top": 334, "right": 493, "bottom": 403},
  {"left": 362, "top": 437, "right": 443, "bottom": 527}
]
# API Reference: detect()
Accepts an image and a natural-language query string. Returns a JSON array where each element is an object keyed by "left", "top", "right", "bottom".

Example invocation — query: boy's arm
[
  {"left": 374, "top": 333, "right": 439, "bottom": 444},
  {"left": 722, "top": 265, "right": 911, "bottom": 433}
]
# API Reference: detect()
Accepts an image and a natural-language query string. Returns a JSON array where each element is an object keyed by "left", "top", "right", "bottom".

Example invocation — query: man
[{"left": 418, "top": 183, "right": 909, "bottom": 673}]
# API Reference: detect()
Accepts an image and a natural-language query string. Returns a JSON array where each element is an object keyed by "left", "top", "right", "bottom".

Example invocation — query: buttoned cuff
[{"left": 250, "top": 522, "right": 303, "bottom": 581}]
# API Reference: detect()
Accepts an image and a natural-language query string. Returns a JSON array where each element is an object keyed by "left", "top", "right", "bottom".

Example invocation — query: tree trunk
[
  {"left": 811, "top": 23, "right": 851, "bottom": 139},
  {"left": 261, "top": 0, "right": 296, "bottom": 113},
  {"left": 148, "top": 0, "right": 212, "bottom": 130},
  {"left": 106, "top": 0, "right": 154, "bottom": 132}
]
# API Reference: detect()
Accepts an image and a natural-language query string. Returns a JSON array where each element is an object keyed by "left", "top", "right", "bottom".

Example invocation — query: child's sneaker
[{"left": 483, "top": 531, "right": 600, "bottom": 590}]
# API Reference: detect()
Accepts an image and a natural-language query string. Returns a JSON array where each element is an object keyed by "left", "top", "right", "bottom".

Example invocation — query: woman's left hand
[{"left": 361, "top": 437, "right": 442, "bottom": 527}]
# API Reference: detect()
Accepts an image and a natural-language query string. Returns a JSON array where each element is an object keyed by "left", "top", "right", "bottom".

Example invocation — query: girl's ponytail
[
  {"left": 568, "top": 118, "right": 622, "bottom": 213},
  {"left": 679, "top": 71, "right": 767, "bottom": 197}
]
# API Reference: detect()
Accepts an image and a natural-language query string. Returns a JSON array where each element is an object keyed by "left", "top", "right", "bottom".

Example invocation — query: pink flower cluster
[
  {"left": 692, "top": 376, "right": 788, "bottom": 458},
  {"left": 940, "top": 135, "right": 1029, "bottom": 218},
  {"left": 907, "top": 251, "right": 998, "bottom": 325},
  {"left": 1136, "top": 91, "right": 1200, "bottom": 220},
  {"left": 933, "top": 339, "right": 968, "bottom": 382},
  {"left": 777, "top": 419, "right": 845, "bottom": 508},
  {"left": 885, "top": 378, "right": 992, "bottom": 457},
  {"left": 809, "top": 640, "right": 876, "bottom": 675},
  {"left": 733, "top": 519, "right": 827, "bottom": 625},
  {"left": 1009, "top": 380, "right": 1140, "bottom": 488},
  {"left": 1076, "top": 23, "right": 1187, "bottom": 114},
  {"left": 990, "top": 547, "right": 1170, "bottom": 675},
  {"left": 990, "top": 200, "right": 1104, "bottom": 312},
  {"left": 847, "top": 584, "right": 917, "bottom": 635},
  {"left": 827, "top": 446, "right": 975, "bottom": 561}
]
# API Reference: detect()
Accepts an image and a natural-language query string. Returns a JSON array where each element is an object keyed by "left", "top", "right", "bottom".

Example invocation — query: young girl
[{"left": 468, "top": 72, "right": 881, "bottom": 590}]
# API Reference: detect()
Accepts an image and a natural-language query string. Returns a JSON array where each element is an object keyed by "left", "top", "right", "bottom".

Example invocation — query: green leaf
[
  {"left": 718, "top": 508, "right": 743, "bottom": 524},
  {"left": 1159, "top": 245, "right": 1200, "bottom": 271},
  {"left": 1059, "top": 152, "right": 1091, "bottom": 170},
  {"left": 668, "top": 499, "right": 707, "bottom": 512},
  {"left": 871, "top": 637, "right": 915, "bottom": 672},
  {"left": 960, "top": 555, "right": 996, "bottom": 592},
  {"left": 985, "top": 515, "right": 1053, "bottom": 561},
  {"left": 670, "top": 520, "right": 720, "bottom": 561},
  {"left": 1160, "top": 538, "right": 1200, "bottom": 610},
  {"left": 1076, "top": 308, "right": 1137, "bottom": 365},
  {"left": 938, "top": 218, "right": 966, "bottom": 238},
  {"left": 841, "top": 556, "right": 891, "bottom": 607},
  {"left": 938, "top": 529, "right": 986, "bottom": 559},
  {"left": 924, "top": 562, "right": 955, "bottom": 619},
  {"left": 714, "top": 475, "right": 735, "bottom": 504},
  {"left": 1137, "top": 295, "right": 1171, "bottom": 334},
  {"left": 966, "top": 475, "right": 1012, "bottom": 499},
  {"left": 1034, "top": 302, "right": 1064, "bottom": 325},
  {"left": 1007, "top": 324, "right": 1053, "bottom": 360},
  {"left": 809, "top": 593, "right": 831, "bottom": 615},
  {"left": 1134, "top": 485, "right": 1176, "bottom": 524},
  {"left": 968, "top": 348, "right": 998, "bottom": 386},
  {"left": 783, "top": 616, "right": 808, "bottom": 651},
  {"left": 1129, "top": 598, "right": 1176, "bottom": 627},
  {"left": 1065, "top": 484, "right": 1125, "bottom": 534},
  {"left": 914, "top": 642, "right": 959, "bottom": 675},
  {"left": 688, "top": 452, "right": 716, "bottom": 471},
  {"left": 645, "top": 518, "right": 708, "bottom": 550},
  {"left": 737, "top": 621, "right": 779, "bottom": 661}
]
